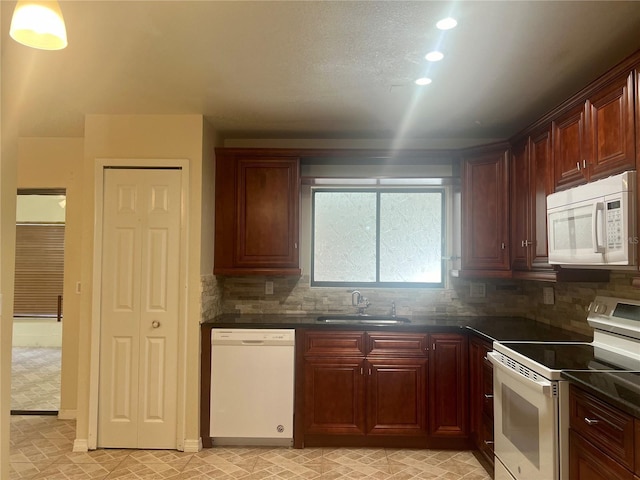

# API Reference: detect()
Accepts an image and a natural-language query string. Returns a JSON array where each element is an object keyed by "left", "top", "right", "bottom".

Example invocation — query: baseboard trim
[
  {"left": 57, "top": 409, "right": 77, "bottom": 420},
  {"left": 182, "top": 438, "right": 202, "bottom": 453},
  {"left": 72, "top": 439, "right": 89, "bottom": 452}
]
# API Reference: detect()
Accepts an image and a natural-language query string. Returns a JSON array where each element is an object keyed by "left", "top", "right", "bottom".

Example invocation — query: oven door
[{"left": 489, "top": 353, "right": 560, "bottom": 480}]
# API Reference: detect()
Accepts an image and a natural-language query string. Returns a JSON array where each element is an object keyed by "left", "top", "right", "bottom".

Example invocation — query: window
[{"left": 312, "top": 188, "right": 445, "bottom": 287}]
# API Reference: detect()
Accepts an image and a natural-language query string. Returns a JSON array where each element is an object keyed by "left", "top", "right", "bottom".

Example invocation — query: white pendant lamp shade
[{"left": 10, "top": 1, "right": 68, "bottom": 50}]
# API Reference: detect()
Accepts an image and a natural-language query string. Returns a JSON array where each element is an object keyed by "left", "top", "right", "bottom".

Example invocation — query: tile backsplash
[{"left": 204, "top": 272, "right": 640, "bottom": 336}]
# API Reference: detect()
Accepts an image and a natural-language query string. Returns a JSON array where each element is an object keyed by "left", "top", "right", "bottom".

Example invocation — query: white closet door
[{"left": 98, "top": 168, "right": 181, "bottom": 449}]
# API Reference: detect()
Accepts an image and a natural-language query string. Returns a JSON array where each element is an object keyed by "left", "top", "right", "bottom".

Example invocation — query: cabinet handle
[
  {"left": 583, "top": 159, "right": 587, "bottom": 169},
  {"left": 521, "top": 240, "right": 532, "bottom": 247},
  {"left": 484, "top": 394, "right": 494, "bottom": 399},
  {"left": 484, "top": 440, "right": 495, "bottom": 445},
  {"left": 584, "top": 417, "right": 599, "bottom": 426},
  {"left": 360, "top": 367, "right": 363, "bottom": 375},
  {"left": 576, "top": 161, "right": 581, "bottom": 171},
  {"left": 501, "top": 242, "right": 506, "bottom": 249},
  {"left": 368, "top": 368, "right": 372, "bottom": 376}
]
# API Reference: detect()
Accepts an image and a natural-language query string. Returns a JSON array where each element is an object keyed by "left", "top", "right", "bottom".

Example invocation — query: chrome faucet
[{"left": 351, "top": 290, "right": 370, "bottom": 314}]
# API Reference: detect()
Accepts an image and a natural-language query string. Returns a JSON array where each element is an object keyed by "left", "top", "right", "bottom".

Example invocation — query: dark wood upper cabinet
[
  {"left": 461, "top": 145, "right": 510, "bottom": 274},
  {"left": 510, "top": 138, "right": 530, "bottom": 271},
  {"left": 214, "top": 150, "right": 301, "bottom": 275},
  {"left": 553, "top": 72, "right": 635, "bottom": 191},
  {"left": 511, "top": 127, "right": 554, "bottom": 277},
  {"left": 588, "top": 72, "right": 635, "bottom": 180}
]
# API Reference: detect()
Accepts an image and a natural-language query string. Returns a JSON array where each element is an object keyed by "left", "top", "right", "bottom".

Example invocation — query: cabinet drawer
[
  {"left": 569, "top": 385, "right": 635, "bottom": 470},
  {"left": 304, "top": 331, "right": 365, "bottom": 356},
  {"left": 366, "top": 333, "right": 428, "bottom": 357},
  {"left": 481, "top": 362, "right": 494, "bottom": 418},
  {"left": 479, "top": 412, "right": 494, "bottom": 456},
  {"left": 570, "top": 429, "right": 634, "bottom": 480}
]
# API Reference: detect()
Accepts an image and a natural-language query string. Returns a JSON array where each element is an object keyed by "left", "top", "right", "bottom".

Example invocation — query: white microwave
[{"left": 547, "top": 171, "right": 636, "bottom": 268}]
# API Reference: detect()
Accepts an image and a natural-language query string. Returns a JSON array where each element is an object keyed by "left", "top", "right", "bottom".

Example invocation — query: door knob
[{"left": 152, "top": 320, "right": 160, "bottom": 328}]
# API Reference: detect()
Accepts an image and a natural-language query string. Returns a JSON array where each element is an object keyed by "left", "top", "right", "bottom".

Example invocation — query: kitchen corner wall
[{"left": 211, "top": 272, "right": 640, "bottom": 337}]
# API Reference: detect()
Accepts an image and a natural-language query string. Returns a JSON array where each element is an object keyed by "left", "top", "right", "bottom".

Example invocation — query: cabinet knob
[{"left": 152, "top": 320, "right": 160, "bottom": 328}]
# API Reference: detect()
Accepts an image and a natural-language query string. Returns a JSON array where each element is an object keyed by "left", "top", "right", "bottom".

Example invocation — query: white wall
[
  {"left": 75, "top": 114, "right": 210, "bottom": 451},
  {"left": 17, "top": 137, "right": 84, "bottom": 418}
]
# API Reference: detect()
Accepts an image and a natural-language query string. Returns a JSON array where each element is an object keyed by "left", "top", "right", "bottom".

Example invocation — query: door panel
[{"left": 99, "top": 168, "right": 181, "bottom": 449}]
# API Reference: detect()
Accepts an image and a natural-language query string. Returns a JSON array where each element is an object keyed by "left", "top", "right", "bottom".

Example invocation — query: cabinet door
[
  {"left": 366, "top": 358, "right": 427, "bottom": 436},
  {"left": 469, "top": 337, "right": 493, "bottom": 451},
  {"left": 236, "top": 157, "right": 299, "bottom": 268},
  {"left": 570, "top": 430, "right": 634, "bottom": 480},
  {"left": 588, "top": 72, "right": 635, "bottom": 180},
  {"left": 510, "top": 139, "right": 531, "bottom": 270},
  {"left": 529, "top": 127, "right": 553, "bottom": 268},
  {"left": 553, "top": 103, "right": 589, "bottom": 191},
  {"left": 462, "top": 148, "right": 510, "bottom": 271},
  {"left": 303, "top": 357, "right": 366, "bottom": 435},
  {"left": 428, "top": 333, "right": 468, "bottom": 437}
]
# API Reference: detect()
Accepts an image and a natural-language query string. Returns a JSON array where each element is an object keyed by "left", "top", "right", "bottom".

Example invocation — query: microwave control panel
[{"left": 606, "top": 200, "right": 623, "bottom": 249}]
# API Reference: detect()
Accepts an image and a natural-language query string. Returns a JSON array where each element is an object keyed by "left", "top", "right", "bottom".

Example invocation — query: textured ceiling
[{"left": 3, "top": 1, "right": 640, "bottom": 144}]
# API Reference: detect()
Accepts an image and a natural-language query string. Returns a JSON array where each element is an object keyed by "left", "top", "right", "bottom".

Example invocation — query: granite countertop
[
  {"left": 203, "top": 314, "right": 592, "bottom": 343},
  {"left": 561, "top": 370, "right": 640, "bottom": 419}
]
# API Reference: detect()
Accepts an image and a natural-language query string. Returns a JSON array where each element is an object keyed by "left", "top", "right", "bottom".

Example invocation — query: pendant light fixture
[{"left": 10, "top": 0, "right": 68, "bottom": 50}]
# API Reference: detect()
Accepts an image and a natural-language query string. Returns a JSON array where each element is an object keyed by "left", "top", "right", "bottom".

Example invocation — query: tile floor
[
  {"left": 10, "top": 416, "right": 492, "bottom": 479},
  {"left": 11, "top": 347, "right": 61, "bottom": 411}
]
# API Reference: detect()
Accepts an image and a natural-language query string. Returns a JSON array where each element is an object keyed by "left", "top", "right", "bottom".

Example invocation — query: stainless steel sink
[{"left": 316, "top": 315, "right": 410, "bottom": 325}]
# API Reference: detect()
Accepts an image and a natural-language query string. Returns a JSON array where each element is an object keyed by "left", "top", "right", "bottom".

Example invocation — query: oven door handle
[{"left": 487, "top": 352, "right": 554, "bottom": 397}]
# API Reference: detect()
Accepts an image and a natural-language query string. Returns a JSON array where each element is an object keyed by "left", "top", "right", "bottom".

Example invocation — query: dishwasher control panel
[{"left": 211, "top": 328, "right": 295, "bottom": 346}]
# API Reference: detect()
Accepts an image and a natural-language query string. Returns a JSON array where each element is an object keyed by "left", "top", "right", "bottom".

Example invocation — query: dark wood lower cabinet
[
  {"left": 367, "top": 358, "right": 428, "bottom": 436},
  {"left": 570, "top": 430, "right": 634, "bottom": 480},
  {"left": 469, "top": 335, "right": 494, "bottom": 471},
  {"left": 298, "top": 330, "right": 470, "bottom": 449},
  {"left": 429, "top": 333, "right": 469, "bottom": 438},
  {"left": 569, "top": 385, "right": 639, "bottom": 480},
  {"left": 303, "top": 358, "right": 366, "bottom": 435}
]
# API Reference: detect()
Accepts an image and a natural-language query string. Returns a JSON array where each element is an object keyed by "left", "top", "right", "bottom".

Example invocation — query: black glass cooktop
[{"left": 500, "top": 342, "right": 640, "bottom": 372}]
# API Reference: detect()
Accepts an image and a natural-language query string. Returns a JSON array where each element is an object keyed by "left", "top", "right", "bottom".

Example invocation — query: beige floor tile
[
  {"left": 253, "top": 459, "right": 323, "bottom": 478},
  {"left": 10, "top": 462, "right": 51, "bottom": 480},
  {"left": 55, "top": 448, "right": 131, "bottom": 464},
  {"left": 105, "top": 462, "right": 184, "bottom": 479},
  {"left": 181, "top": 460, "right": 254, "bottom": 479},
  {"left": 10, "top": 437, "right": 70, "bottom": 463},
  {"left": 256, "top": 447, "right": 323, "bottom": 464},
  {"left": 323, "top": 447, "right": 388, "bottom": 466},
  {"left": 123, "top": 449, "right": 193, "bottom": 466},
  {"left": 321, "top": 463, "right": 391, "bottom": 479},
  {"left": 388, "top": 463, "right": 448, "bottom": 479},
  {"left": 31, "top": 462, "right": 119, "bottom": 479}
]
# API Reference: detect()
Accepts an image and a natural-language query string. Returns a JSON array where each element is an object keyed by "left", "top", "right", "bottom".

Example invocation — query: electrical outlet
[
  {"left": 469, "top": 283, "right": 486, "bottom": 298},
  {"left": 543, "top": 286, "right": 555, "bottom": 305},
  {"left": 265, "top": 281, "right": 274, "bottom": 295}
]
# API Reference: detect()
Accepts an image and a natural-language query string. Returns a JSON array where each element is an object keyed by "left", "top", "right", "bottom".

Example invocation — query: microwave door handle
[{"left": 593, "top": 202, "right": 605, "bottom": 253}]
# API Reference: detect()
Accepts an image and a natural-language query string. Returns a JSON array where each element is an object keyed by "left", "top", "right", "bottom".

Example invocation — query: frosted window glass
[
  {"left": 380, "top": 192, "right": 442, "bottom": 282},
  {"left": 313, "top": 192, "right": 377, "bottom": 282},
  {"left": 312, "top": 189, "right": 444, "bottom": 286}
]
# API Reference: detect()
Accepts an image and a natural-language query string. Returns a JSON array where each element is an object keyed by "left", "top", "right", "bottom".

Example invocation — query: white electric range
[{"left": 488, "top": 296, "right": 640, "bottom": 480}]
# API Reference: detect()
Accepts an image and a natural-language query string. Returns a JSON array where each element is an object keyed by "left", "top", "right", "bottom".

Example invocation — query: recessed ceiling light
[
  {"left": 415, "top": 77, "right": 432, "bottom": 86},
  {"left": 425, "top": 51, "right": 444, "bottom": 62},
  {"left": 436, "top": 17, "right": 457, "bottom": 30}
]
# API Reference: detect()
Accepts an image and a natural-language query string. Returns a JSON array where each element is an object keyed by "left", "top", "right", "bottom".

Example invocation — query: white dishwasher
[{"left": 210, "top": 328, "right": 295, "bottom": 446}]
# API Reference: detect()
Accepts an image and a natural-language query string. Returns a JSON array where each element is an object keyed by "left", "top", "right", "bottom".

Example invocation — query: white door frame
[{"left": 88, "top": 158, "right": 190, "bottom": 451}]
